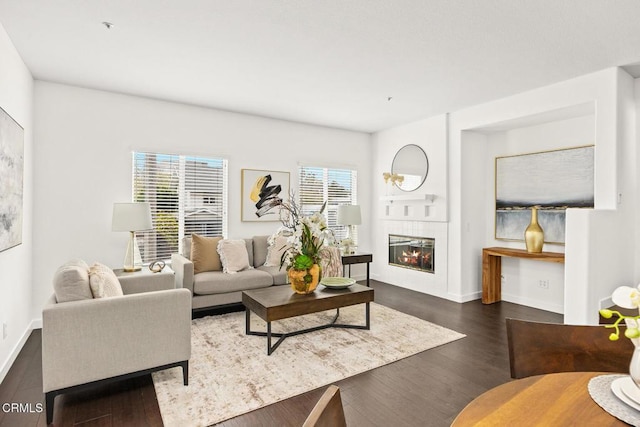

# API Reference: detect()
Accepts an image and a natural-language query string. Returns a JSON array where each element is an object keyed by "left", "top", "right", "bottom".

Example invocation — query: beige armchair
[{"left": 42, "top": 271, "right": 191, "bottom": 425}]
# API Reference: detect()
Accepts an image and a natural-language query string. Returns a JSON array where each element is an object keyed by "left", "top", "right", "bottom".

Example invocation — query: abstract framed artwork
[
  {"left": 495, "top": 145, "right": 594, "bottom": 244},
  {"left": 0, "top": 106, "right": 24, "bottom": 252},
  {"left": 241, "top": 169, "right": 290, "bottom": 222}
]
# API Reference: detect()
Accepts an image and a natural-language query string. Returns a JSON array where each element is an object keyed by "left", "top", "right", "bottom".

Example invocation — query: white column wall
[{"left": 371, "top": 115, "right": 449, "bottom": 297}]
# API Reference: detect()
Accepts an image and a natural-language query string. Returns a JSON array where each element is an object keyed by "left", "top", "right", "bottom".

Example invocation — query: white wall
[
  {"left": 449, "top": 68, "right": 636, "bottom": 324},
  {"left": 0, "top": 22, "right": 34, "bottom": 382},
  {"left": 563, "top": 70, "right": 637, "bottom": 323},
  {"left": 32, "top": 82, "right": 372, "bottom": 320}
]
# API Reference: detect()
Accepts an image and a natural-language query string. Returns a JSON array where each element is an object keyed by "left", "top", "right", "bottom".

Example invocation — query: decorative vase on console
[{"left": 524, "top": 206, "right": 544, "bottom": 253}]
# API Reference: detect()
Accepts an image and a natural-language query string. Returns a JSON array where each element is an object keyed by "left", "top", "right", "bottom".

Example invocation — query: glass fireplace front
[{"left": 388, "top": 234, "right": 435, "bottom": 273}]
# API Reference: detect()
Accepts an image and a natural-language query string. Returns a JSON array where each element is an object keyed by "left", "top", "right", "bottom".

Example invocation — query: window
[
  {"left": 133, "top": 151, "right": 227, "bottom": 262},
  {"left": 298, "top": 165, "right": 358, "bottom": 242}
]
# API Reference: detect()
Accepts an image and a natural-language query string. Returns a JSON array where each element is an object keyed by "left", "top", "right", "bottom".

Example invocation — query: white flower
[{"left": 611, "top": 285, "right": 640, "bottom": 309}]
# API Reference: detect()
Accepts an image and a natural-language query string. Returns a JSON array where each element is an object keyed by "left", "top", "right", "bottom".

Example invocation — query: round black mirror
[{"left": 391, "top": 144, "right": 429, "bottom": 192}]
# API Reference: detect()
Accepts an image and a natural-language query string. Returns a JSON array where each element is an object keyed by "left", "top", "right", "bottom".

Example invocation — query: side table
[
  {"left": 114, "top": 265, "right": 175, "bottom": 294},
  {"left": 341, "top": 253, "right": 373, "bottom": 287}
]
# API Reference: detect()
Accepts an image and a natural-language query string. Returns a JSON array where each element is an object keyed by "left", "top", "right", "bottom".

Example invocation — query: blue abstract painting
[{"left": 495, "top": 146, "right": 594, "bottom": 244}]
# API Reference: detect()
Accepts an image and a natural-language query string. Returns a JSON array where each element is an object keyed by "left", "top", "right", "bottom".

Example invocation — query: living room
[{"left": 2, "top": 2, "right": 640, "bottom": 426}]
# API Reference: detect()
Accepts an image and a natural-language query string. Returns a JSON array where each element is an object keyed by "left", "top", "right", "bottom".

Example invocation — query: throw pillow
[
  {"left": 319, "top": 246, "right": 343, "bottom": 278},
  {"left": 264, "top": 235, "right": 290, "bottom": 267},
  {"left": 89, "top": 262, "right": 124, "bottom": 298},
  {"left": 52, "top": 259, "right": 93, "bottom": 303},
  {"left": 191, "top": 234, "right": 223, "bottom": 274},
  {"left": 217, "top": 239, "right": 251, "bottom": 274}
]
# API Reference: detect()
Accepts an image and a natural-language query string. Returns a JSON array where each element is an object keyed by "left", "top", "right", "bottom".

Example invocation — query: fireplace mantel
[
  {"left": 380, "top": 194, "right": 441, "bottom": 221},
  {"left": 380, "top": 194, "right": 435, "bottom": 203}
]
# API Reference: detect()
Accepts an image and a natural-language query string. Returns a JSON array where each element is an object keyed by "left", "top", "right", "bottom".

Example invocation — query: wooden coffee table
[{"left": 242, "top": 283, "right": 374, "bottom": 355}]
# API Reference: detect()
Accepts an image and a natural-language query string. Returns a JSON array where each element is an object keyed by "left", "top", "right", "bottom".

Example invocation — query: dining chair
[
  {"left": 302, "top": 385, "right": 347, "bottom": 427},
  {"left": 506, "top": 318, "right": 634, "bottom": 379}
]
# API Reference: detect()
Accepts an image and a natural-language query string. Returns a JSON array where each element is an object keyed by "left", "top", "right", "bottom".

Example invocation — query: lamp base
[{"left": 123, "top": 231, "right": 143, "bottom": 272}]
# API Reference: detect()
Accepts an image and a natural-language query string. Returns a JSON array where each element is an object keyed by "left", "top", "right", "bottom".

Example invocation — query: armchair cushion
[
  {"left": 89, "top": 262, "right": 123, "bottom": 298},
  {"left": 53, "top": 259, "right": 92, "bottom": 303}
]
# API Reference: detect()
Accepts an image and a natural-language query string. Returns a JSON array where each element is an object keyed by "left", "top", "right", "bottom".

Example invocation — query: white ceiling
[{"left": 2, "top": 1, "right": 640, "bottom": 133}]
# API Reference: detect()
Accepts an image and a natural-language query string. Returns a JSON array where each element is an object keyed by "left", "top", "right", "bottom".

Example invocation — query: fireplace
[{"left": 388, "top": 234, "right": 435, "bottom": 273}]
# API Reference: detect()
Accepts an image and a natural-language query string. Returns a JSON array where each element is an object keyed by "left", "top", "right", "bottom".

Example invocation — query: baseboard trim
[{"left": 0, "top": 320, "right": 37, "bottom": 384}]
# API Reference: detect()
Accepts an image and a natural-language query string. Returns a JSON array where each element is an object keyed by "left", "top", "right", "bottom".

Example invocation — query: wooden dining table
[{"left": 451, "top": 372, "right": 629, "bottom": 426}]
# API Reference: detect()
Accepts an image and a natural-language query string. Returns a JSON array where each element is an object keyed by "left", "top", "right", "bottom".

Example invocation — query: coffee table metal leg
[
  {"left": 245, "top": 304, "right": 371, "bottom": 355},
  {"left": 366, "top": 302, "right": 370, "bottom": 329},
  {"left": 245, "top": 308, "right": 250, "bottom": 334}
]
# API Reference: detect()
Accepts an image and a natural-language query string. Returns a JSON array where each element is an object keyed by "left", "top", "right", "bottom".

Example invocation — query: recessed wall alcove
[
  {"left": 460, "top": 105, "right": 596, "bottom": 315},
  {"left": 450, "top": 68, "right": 637, "bottom": 325}
]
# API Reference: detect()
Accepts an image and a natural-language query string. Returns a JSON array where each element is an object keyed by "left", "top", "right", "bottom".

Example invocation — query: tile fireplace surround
[{"left": 377, "top": 221, "right": 448, "bottom": 298}]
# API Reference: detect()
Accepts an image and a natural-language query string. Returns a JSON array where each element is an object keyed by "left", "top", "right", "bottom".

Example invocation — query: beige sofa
[
  {"left": 42, "top": 262, "right": 191, "bottom": 425},
  {"left": 172, "top": 235, "right": 288, "bottom": 312}
]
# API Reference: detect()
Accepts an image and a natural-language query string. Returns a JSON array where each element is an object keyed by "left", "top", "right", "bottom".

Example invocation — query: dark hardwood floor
[{"left": 0, "top": 280, "right": 562, "bottom": 427}]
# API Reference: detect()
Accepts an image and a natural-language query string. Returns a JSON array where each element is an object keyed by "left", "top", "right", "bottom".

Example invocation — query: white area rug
[{"left": 152, "top": 302, "right": 465, "bottom": 426}]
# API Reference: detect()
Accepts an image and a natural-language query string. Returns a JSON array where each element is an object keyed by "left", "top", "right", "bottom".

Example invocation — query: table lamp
[
  {"left": 112, "top": 202, "right": 153, "bottom": 271},
  {"left": 337, "top": 204, "right": 361, "bottom": 242}
]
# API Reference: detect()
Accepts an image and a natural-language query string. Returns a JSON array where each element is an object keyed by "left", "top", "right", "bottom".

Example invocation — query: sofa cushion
[
  {"left": 252, "top": 235, "right": 269, "bottom": 267},
  {"left": 191, "top": 234, "right": 223, "bottom": 274},
  {"left": 244, "top": 238, "right": 254, "bottom": 267},
  {"left": 89, "top": 263, "right": 124, "bottom": 298},
  {"left": 264, "top": 235, "right": 290, "bottom": 267},
  {"left": 218, "top": 239, "right": 251, "bottom": 273},
  {"left": 193, "top": 269, "right": 273, "bottom": 295},
  {"left": 256, "top": 265, "right": 288, "bottom": 285},
  {"left": 53, "top": 259, "right": 93, "bottom": 303}
]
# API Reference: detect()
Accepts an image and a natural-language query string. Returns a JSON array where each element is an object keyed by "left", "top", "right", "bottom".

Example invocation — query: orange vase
[{"left": 288, "top": 264, "right": 321, "bottom": 294}]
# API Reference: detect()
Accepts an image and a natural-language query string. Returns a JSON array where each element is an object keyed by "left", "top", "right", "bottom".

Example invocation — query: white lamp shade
[
  {"left": 337, "top": 205, "right": 362, "bottom": 226},
  {"left": 112, "top": 202, "right": 153, "bottom": 232}
]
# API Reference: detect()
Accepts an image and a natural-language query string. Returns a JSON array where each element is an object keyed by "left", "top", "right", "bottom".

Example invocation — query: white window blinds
[
  {"left": 133, "top": 152, "right": 228, "bottom": 262},
  {"left": 298, "top": 165, "right": 358, "bottom": 243}
]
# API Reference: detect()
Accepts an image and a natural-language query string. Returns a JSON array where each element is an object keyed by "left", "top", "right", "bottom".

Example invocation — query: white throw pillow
[
  {"left": 217, "top": 239, "right": 251, "bottom": 274},
  {"left": 89, "top": 262, "right": 124, "bottom": 298},
  {"left": 53, "top": 259, "right": 93, "bottom": 303},
  {"left": 264, "top": 235, "right": 290, "bottom": 267}
]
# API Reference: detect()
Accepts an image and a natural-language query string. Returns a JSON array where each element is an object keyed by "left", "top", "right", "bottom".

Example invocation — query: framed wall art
[
  {"left": 0, "top": 106, "right": 24, "bottom": 252},
  {"left": 495, "top": 145, "right": 594, "bottom": 244},
  {"left": 241, "top": 169, "right": 290, "bottom": 222}
]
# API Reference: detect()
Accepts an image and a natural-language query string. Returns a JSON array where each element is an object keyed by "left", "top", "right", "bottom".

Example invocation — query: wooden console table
[{"left": 482, "top": 247, "right": 565, "bottom": 304}]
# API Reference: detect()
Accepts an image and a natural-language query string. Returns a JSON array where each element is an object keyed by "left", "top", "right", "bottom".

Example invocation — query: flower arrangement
[
  {"left": 600, "top": 285, "right": 640, "bottom": 342},
  {"left": 274, "top": 194, "right": 334, "bottom": 273}
]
